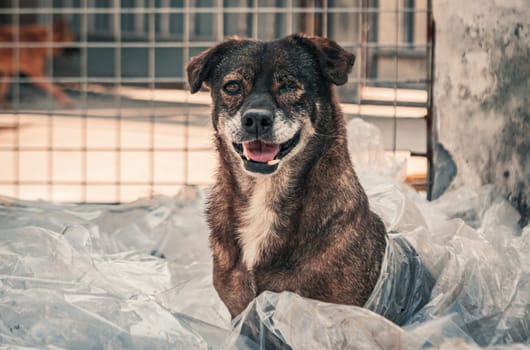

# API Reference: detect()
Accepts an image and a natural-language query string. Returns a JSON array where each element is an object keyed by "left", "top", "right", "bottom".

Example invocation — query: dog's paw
[{"left": 59, "top": 97, "right": 76, "bottom": 109}]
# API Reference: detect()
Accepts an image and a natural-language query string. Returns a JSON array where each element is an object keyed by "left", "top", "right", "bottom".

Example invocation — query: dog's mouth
[{"left": 232, "top": 130, "right": 301, "bottom": 174}]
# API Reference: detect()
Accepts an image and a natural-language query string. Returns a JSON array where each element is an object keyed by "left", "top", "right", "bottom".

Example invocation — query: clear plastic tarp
[{"left": 0, "top": 119, "right": 528, "bottom": 349}]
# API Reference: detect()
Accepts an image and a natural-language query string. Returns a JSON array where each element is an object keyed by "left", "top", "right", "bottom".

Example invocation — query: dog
[
  {"left": 187, "top": 34, "right": 389, "bottom": 319},
  {"left": 0, "top": 18, "right": 75, "bottom": 109}
]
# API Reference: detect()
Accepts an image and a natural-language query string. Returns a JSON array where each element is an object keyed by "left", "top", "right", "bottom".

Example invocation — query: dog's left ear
[
  {"left": 294, "top": 35, "right": 355, "bottom": 86},
  {"left": 187, "top": 37, "right": 245, "bottom": 93}
]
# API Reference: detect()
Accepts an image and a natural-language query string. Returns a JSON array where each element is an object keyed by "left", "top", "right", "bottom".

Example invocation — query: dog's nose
[{"left": 242, "top": 110, "right": 273, "bottom": 136}]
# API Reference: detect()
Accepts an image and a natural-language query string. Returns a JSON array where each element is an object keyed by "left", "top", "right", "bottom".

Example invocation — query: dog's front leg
[
  {"left": 212, "top": 258, "right": 256, "bottom": 318},
  {"left": 31, "top": 74, "right": 74, "bottom": 108}
]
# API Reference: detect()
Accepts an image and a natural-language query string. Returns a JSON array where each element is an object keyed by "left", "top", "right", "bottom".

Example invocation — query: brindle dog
[{"left": 187, "top": 34, "right": 387, "bottom": 319}]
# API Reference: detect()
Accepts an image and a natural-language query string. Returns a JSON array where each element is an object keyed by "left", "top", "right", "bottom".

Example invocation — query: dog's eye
[
  {"left": 223, "top": 81, "right": 242, "bottom": 95},
  {"left": 279, "top": 82, "right": 298, "bottom": 94}
]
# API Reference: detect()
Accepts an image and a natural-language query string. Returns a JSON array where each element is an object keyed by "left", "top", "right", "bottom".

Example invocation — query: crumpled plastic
[
  {"left": 0, "top": 189, "right": 230, "bottom": 349},
  {"left": 1, "top": 180, "right": 528, "bottom": 349},
  {"left": 347, "top": 118, "right": 408, "bottom": 180},
  {"left": 364, "top": 234, "right": 435, "bottom": 327}
]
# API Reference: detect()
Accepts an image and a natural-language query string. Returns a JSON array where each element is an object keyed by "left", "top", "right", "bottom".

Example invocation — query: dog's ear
[
  {"left": 294, "top": 35, "right": 355, "bottom": 86},
  {"left": 187, "top": 48, "right": 215, "bottom": 94},
  {"left": 187, "top": 37, "right": 245, "bottom": 94}
]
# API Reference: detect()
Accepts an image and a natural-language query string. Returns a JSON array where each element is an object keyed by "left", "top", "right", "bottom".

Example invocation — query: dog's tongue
[{"left": 243, "top": 140, "right": 280, "bottom": 163}]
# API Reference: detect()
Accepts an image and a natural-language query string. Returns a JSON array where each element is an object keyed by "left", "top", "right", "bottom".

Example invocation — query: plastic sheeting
[
  {"left": 0, "top": 119, "right": 528, "bottom": 349},
  {"left": 364, "top": 235, "right": 435, "bottom": 327},
  {"left": 347, "top": 118, "right": 407, "bottom": 180},
  {"left": 1, "top": 181, "right": 528, "bottom": 349}
]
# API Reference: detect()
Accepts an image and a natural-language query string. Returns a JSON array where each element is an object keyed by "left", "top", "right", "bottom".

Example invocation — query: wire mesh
[{"left": 0, "top": 0, "right": 433, "bottom": 203}]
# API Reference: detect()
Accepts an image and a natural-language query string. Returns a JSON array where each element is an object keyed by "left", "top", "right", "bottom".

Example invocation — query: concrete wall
[{"left": 432, "top": 0, "right": 530, "bottom": 226}]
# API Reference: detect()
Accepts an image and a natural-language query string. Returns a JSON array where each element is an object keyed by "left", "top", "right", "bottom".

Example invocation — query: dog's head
[{"left": 187, "top": 34, "right": 354, "bottom": 176}]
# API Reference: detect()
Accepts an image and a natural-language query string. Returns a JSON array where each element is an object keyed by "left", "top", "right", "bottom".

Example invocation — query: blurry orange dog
[{"left": 0, "top": 18, "right": 75, "bottom": 108}]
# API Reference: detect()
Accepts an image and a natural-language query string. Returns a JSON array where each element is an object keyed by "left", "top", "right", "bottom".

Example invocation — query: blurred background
[{"left": 0, "top": 0, "right": 433, "bottom": 203}]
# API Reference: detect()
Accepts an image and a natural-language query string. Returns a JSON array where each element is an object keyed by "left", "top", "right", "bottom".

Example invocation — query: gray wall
[{"left": 432, "top": 0, "right": 530, "bottom": 226}]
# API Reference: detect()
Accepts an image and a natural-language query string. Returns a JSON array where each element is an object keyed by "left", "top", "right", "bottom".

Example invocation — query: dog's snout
[{"left": 242, "top": 110, "right": 273, "bottom": 136}]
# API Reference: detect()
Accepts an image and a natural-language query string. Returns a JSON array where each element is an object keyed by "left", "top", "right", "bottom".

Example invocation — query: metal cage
[{"left": 0, "top": 0, "right": 433, "bottom": 202}]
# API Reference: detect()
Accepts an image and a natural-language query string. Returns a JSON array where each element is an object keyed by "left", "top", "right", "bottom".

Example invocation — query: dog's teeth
[
  {"left": 267, "top": 159, "right": 280, "bottom": 166},
  {"left": 243, "top": 148, "right": 250, "bottom": 160}
]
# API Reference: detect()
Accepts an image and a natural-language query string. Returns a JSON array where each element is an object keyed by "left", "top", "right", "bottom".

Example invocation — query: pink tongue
[{"left": 243, "top": 141, "right": 280, "bottom": 163}]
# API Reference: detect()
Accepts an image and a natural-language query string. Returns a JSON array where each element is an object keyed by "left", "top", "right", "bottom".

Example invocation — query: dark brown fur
[
  {"left": 187, "top": 34, "right": 387, "bottom": 318},
  {"left": 0, "top": 19, "right": 75, "bottom": 108}
]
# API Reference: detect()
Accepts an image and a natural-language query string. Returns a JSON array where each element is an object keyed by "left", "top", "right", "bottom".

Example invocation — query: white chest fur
[{"left": 239, "top": 178, "right": 278, "bottom": 270}]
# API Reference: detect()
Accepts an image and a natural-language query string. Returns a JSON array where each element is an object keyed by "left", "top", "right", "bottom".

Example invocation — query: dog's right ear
[
  {"left": 187, "top": 38, "right": 244, "bottom": 94},
  {"left": 187, "top": 48, "right": 215, "bottom": 94}
]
